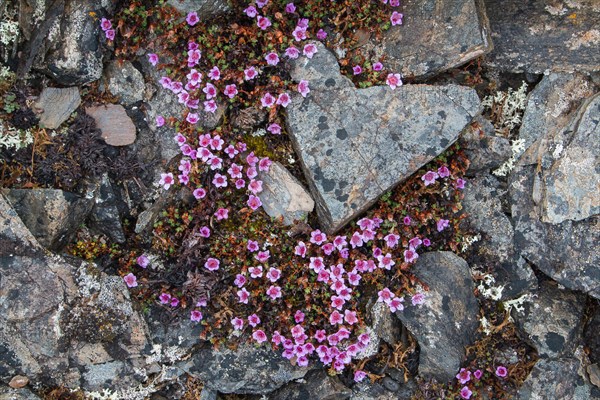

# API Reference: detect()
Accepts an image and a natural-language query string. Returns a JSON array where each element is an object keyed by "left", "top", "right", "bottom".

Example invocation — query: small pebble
[{"left": 9, "top": 375, "right": 29, "bottom": 388}]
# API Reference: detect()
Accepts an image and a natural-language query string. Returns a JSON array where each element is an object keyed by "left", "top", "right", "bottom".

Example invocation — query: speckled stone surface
[{"left": 286, "top": 43, "right": 481, "bottom": 233}]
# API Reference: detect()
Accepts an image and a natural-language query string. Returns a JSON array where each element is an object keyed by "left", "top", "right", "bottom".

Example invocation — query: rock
[
  {"left": 517, "top": 356, "right": 594, "bottom": 400},
  {"left": 584, "top": 308, "right": 600, "bottom": 365},
  {"left": 104, "top": 60, "right": 145, "bottom": 106},
  {"left": 588, "top": 364, "right": 600, "bottom": 389},
  {"left": 258, "top": 162, "right": 315, "bottom": 225},
  {"left": 518, "top": 73, "right": 597, "bottom": 161},
  {"left": 87, "top": 174, "right": 126, "bottom": 243},
  {"left": 381, "top": 377, "right": 400, "bottom": 393},
  {"left": 270, "top": 370, "right": 352, "bottom": 400},
  {"left": 2, "top": 188, "right": 94, "bottom": 251},
  {"left": 167, "top": 0, "right": 230, "bottom": 17},
  {"left": 461, "top": 175, "right": 536, "bottom": 299},
  {"left": 0, "top": 386, "right": 41, "bottom": 400},
  {"left": 34, "top": 87, "right": 81, "bottom": 129},
  {"left": 375, "top": 0, "right": 492, "bottom": 79},
  {"left": 42, "top": 0, "right": 105, "bottom": 85},
  {"left": 368, "top": 301, "right": 401, "bottom": 347},
  {"left": 182, "top": 344, "right": 307, "bottom": 394},
  {"left": 8, "top": 375, "right": 29, "bottom": 389},
  {"left": 509, "top": 92, "right": 600, "bottom": 299},
  {"left": 286, "top": 43, "right": 481, "bottom": 233},
  {"left": 484, "top": 0, "right": 600, "bottom": 74},
  {"left": 199, "top": 388, "right": 218, "bottom": 400},
  {"left": 459, "top": 116, "right": 512, "bottom": 174},
  {"left": 86, "top": 104, "right": 137, "bottom": 146},
  {"left": 513, "top": 281, "right": 585, "bottom": 359},
  {"left": 350, "top": 382, "right": 396, "bottom": 400},
  {"left": 395, "top": 252, "right": 479, "bottom": 382}
]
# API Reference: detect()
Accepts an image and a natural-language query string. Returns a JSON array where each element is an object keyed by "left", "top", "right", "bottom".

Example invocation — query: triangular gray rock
[{"left": 34, "top": 87, "right": 81, "bottom": 129}]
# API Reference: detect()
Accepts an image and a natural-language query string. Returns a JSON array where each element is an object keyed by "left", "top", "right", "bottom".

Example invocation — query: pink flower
[
  {"left": 203, "top": 82, "right": 217, "bottom": 99},
  {"left": 247, "top": 195, "right": 262, "bottom": 211},
  {"left": 423, "top": 238, "right": 431, "bottom": 247},
  {"left": 303, "top": 43, "right": 318, "bottom": 58},
  {"left": 297, "top": 80, "right": 310, "bottom": 97},
  {"left": 474, "top": 369, "right": 482, "bottom": 380},
  {"left": 409, "top": 237, "right": 422, "bottom": 250},
  {"left": 204, "top": 99, "right": 218, "bottom": 114},
  {"left": 105, "top": 29, "right": 115, "bottom": 41},
  {"left": 265, "top": 123, "right": 281, "bottom": 136},
  {"left": 212, "top": 173, "right": 227, "bottom": 188},
  {"left": 437, "top": 219, "right": 450, "bottom": 232},
  {"left": 331, "top": 295, "right": 345, "bottom": 310},
  {"left": 186, "top": 11, "right": 199, "bottom": 26},
  {"left": 265, "top": 52, "right": 280, "bottom": 66},
  {"left": 248, "top": 314, "right": 261, "bottom": 327},
  {"left": 310, "top": 229, "right": 327, "bottom": 245},
  {"left": 155, "top": 115, "right": 165, "bottom": 127},
  {"left": 438, "top": 165, "right": 450, "bottom": 178},
  {"left": 403, "top": 216, "right": 412, "bottom": 226},
  {"left": 187, "top": 49, "right": 202, "bottom": 66},
  {"left": 199, "top": 226, "right": 211, "bottom": 238},
  {"left": 261, "top": 92, "right": 276, "bottom": 108},
  {"left": 123, "top": 273, "right": 137, "bottom": 288},
  {"left": 285, "top": 2, "right": 296, "bottom": 13},
  {"left": 389, "top": 297, "right": 405, "bottom": 312},
  {"left": 224, "top": 145, "right": 238, "bottom": 158},
  {"left": 276, "top": 93, "right": 291, "bottom": 107},
  {"left": 224, "top": 84, "right": 238, "bottom": 99},
  {"left": 100, "top": 18, "right": 112, "bottom": 31},
  {"left": 249, "top": 266, "right": 263, "bottom": 279},
  {"left": 237, "top": 288, "right": 250, "bottom": 304},
  {"left": 460, "top": 386, "right": 472, "bottom": 399},
  {"left": 354, "top": 370, "right": 367, "bottom": 382},
  {"left": 495, "top": 366, "right": 508, "bottom": 378},
  {"left": 378, "top": 288, "right": 395, "bottom": 304},
  {"left": 456, "top": 178, "right": 466, "bottom": 189},
  {"left": 404, "top": 249, "right": 419, "bottom": 263},
  {"left": 253, "top": 329, "right": 268, "bottom": 343},
  {"left": 390, "top": 0, "right": 400, "bottom": 5},
  {"left": 147, "top": 53, "right": 159, "bottom": 66},
  {"left": 214, "top": 207, "right": 229, "bottom": 220},
  {"left": 186, "top": 112, "right": 199, "bottom": 124},
  {"left": 322, "top": 243, "right": 334, "bottom": 255},
  {"left": 314, "top": 330, "right": 327, "bottom": 343},
  {"left": 344, "top": 310, "right": 358, "bottom": 325},
  {"left": 285, "top": 46, "right": 300, "bottom": 59},
  {"left": 294, "top": 310, "right": 305, "bottom": 323},
  {"left": 208, "top": 66, "right": 220, "bottom": 81},
  {"left": 248, "top": 179, "right": 263, "bottom": 194},
  {"left": 204, "top": 257, "right": 220, "bottom": 271},
  {"left": 257, "top": 15, "right": 271, "bottom": 30},
  {"left": 390, "top": 11, "right": 403, "bottom": 26},
  {"left": 267, "top": 267, "right": 281, "bottom": 282},
  {"left": 329, "top": 310, "right": 343, "bottom": 325},
  {"left": 244, "top": 5, "right": 257, "bottom": 17},
  {"left": 235, "top": 179, "right": 245, "bottom": 189},
  {"left": 359, "top": 333, "right": 371, "bottom": 345},
  {"left": 456, "top": 368, "right": 471, "bottom": 384},
  {"left": 159, "top": 173, "right": 174, "bottom": 190},
  {"left": 136, "top": 254, "right": 150, "bottom": 268},
  {"left": 256, "top": 0, "right": 269, "bottom": 8},
  {"left": 234, "top": 274, "right": 247, "bottom": 288},
  {"left": 421, "top": 170, "right": 439, "bottom": 186},
  {"left": 244, "top": 66, "right": 258, "bottom": 80},
  {"left": 411, "top": 292, "right": 426, "bottom": 306},
  {"left": 384, "top": 233, "right": 400, "bottom": 248},
  {"left": 386, "top": 73, "right": 403, "bottom": 89},
  {"left": 373, "top": 62, "right": 383, "bottom": 71},
  {"left": 170, "top": 297, "right": 179, "bottom": 307},
  {"left": 378, "top": 253, "right": 395, "bottom": 270},
  {"left": 317, "top": 29, "right": 327, "bottom": 40},
  {"left": 159, "top": 293, "right": 171, "bottom": 304},
  {"left": 297, "top": 356, "right": 309, "bottom": 367},
  {"left": 292, "top": 26, "right": 307, "bottom": 41},
  {"left": 193, "top": 188, "right": 207, "bottom": 200},
  {"left": 256, "top": 250, "right": 270, "bottom": 262},
  {"left": 266, "top": 285, "right": 282, "bottom": 300},
  {"left": 353, "top": 65, "right": 363, "bottom": 75},
  {"left": 350, "top": 232, "right": 364, "bottom": 248},
  {"left": 190, "top": 310, "right": 203, "bottom": 322},
  {"left": 247, "top": 240, "right": 259, "bottom": 252},
  {"left": 258, "top": 157, "right": 272, "bottom": 171},
  {"left": 295, "top": 241, "right": 307, "bottom": 257},
  {"left": 232, "top": 317, "right": 244, "bottom": 330}
]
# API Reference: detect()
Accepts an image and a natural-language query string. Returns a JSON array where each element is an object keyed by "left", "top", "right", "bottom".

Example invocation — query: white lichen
[
  {"left": 474, "top": 271, "right": 505, "bottom": 301},
  {"left": 482, "top": 81, "right": 528, "bottom": 135},
  {"left": 461, "top": 234, "right": 480, "bottom": 252},
  {"left": 251, "top": 128, "right": 266, "bottom": 137},
  {"left": 0, "top": 123, "right": 35, "bottom": 150},
  {"left": 0, "top": 19, "right": 19, "bottom": 46},
  {"left": 492, "top": 138, "right": 526, "bottom": 177},
  {"left": 503, "top": 293, "right": 535, "bottom": 318},
  {"left": 480, "top": 316, "right": 492, "bottom": 336}
]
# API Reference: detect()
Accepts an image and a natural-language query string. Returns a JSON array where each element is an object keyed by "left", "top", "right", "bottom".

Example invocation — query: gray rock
[
  {"left": 484, "top": 0, "right": 600, "bottom": 74},
  {"left": 395, "top": 252, "right": 479, "bottom": 382},
  {"left": 258, "top": 162, "right": 314, "bottom": 225},
  {"left": 513, "top": 281, "right": 585, "bottom": 359},
  {"left": 517, "top": 356, "right": 594, "bottom": 400},
  {"left": 381, "top": 377, "right": 400, "bottom": 393},
  {"left": 589, "top": 364, "right": 600, "bottom": 389},
  {"left": 368, "top": 301, "right": 401, "bottom": 347},
  {"left": 270, "top": 370, "right": 352, "bottom": 400},
  {"left": 518, "top": 73, "right": 597, "bottom": 161},
  {"left": 584, "top": 307, "right": 600, "bottom": 365},
  {"left": 87, "top": 174, "right": 126, "bottom": 243},
  {"left": 460, "top": 115, "right": 512, "bottom": 174},
  {"left": 42, "top": 0, "right": 105, "bottom": 85},
  {"left": 461, "top": 175, "right": 536, "bottom": 298},
  {"left": 34, "top": 87, "right": 81, "bottom": 129},
  {"left": 182, "top": 344, "right": 307, "bottom": 394},
  {"left": 286, "top": 43, "right": 480, "bottom": 233},
  {"left": 509, "top": 92, "right": 600, "bottom": 299},
  {"left": 350, "top": 382, "right": 396, "bottom": 400},
  {"left": 0, "top": 387, "right": 41, "bottom": 400},
  {"left": 104, "top": 60, "right": 145, "bottom": 106},
  {"left": 376, "top": 0, "right": 492, "bottom": 79},
  {"left": 199, "top": 388, "right": 218, "bottom": 400},
  {"left": 167, "top": 0, "right": 230, "bottom": 17},
  {"left": 2, "top": 189, "right": 94, "bottom": 251},
  {"left": 86, "top": 104, "right": 137, "bottom": 147}
]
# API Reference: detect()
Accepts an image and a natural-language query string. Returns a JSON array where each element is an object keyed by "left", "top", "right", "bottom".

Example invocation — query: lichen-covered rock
[
  {"left": 484, "top": 0, "right": 600, "bottom": 74},
  {"left": 0, "top": 386, "right": 41, "bottom": 400},
  {"left": 461, "top": 175, "right": 536, "bottom": 299},
  {"left": 513, "top": 281, "right": 585, "bottom": 359},
  {"left": 375, "top": 0, "right": 492, "bottom": 79},
  {"left": 350, "top": 382, "right": 397, "bottom": 400},
  {"left": 182, "top": 344, "right": 307, "bottom": 394},
  {"left": 104, "top": 60, "right": 145, "bottom": 106},
  {"left": 34, "top": 87, "right": 81, "bottom": 129},
  {"left": 509, "top": 92, "right": 600, "bottom": 299},
  {"left": 286, "top": 43, "right": 480, "bottom": 233},
  {"left": 395, "top": 252, "right": 479, "bottom": 382},
  {"left": 86, "top": 104, "right": 137, "bottom": 147},
  {"left": 167, "top": 0, "right": 230, "bottom": 17},
  {"left": 270, "top": 370, "right": 352, "bottom": 400},
  {"left": 2, "top": 188, "right": 94, "bottom": 251},
  {"left": 460, "top": 116, "right": 512, "bottom": 174},
  {"left": 87, "top": 174, "right": 126, "bottom": 243},
  {"left": 258, "top": 162, "right": 314, "bottom": 225}
]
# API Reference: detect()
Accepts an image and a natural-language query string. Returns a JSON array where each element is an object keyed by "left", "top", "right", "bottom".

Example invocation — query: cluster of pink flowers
[
  {"left": 100, "top": 18, "right": 115, "bottom": 41},
  {"left": 455, "top": 366, "right": 508, "bottom": 399}
]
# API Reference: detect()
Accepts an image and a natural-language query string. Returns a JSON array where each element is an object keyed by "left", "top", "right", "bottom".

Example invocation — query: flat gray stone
[
  {"left": 509, "top": 93, "right": 600, "bottom": 299},
  {"left": 104, "top": 60, "right": 144, "bottom": 105},
  {"left": 270, "top": 370, "right": 352, "bottom": 400},
  {"left": 376, "top": 0, "right": 493, "bottom": 79},
  {"left": 86, "top": 104, "right": 137, "bottom": 147},
  {"left": 460, "top": 115, "right": 512, "bottom": 174},
  {"left": 484, "top": 0, "right": 600, "bottom": 74},
  {"left": 258, "top": 162, "right": 314, "bottom": 225},
  {"left": 0, "top": 387, "right": 41, "bottom": 400},
  {"left": 395, "top": 252, "right": 479, "bottom": 382},
  {"left": 167, "top": 0, "right": 230, "bottom": 17},
  {"left": 287, "top": 43, "right": 480, "bottom": 233},
  {"left": 34, "top": 87, "right": 81, "bottom": 129}
]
